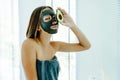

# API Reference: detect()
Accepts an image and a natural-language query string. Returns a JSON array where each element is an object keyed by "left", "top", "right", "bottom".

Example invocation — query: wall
[
  {"left": 76, "top": 0, "right": 119, "bottom": 80},
  {"left": 118, "top": 0, "right": 120, "bottom": 79}
]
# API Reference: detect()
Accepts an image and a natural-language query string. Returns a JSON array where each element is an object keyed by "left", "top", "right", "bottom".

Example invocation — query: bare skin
[{"left": 21, "top": 7, "right": 91, "bottom": 80}]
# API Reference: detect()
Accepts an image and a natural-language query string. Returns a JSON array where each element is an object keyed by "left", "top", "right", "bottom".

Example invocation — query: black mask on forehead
[{"left": 40, "top": 10, "right": 58, "bottom": 34}]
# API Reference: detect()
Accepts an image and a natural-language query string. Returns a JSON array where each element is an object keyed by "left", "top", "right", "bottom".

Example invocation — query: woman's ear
[
  {"left": 37, "top": 28, "right": 41, "bottom": 31},
  {"left": 37, "top": 26, "right": 41, "bottom": 31},
  {"left": 37, "top": 25, "right": 43, "bottom": 31}
]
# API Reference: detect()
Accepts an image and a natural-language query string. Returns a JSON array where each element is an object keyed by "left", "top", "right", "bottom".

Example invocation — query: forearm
[{"left": 70, "top": 24, "right": 91, "bottom": 48}]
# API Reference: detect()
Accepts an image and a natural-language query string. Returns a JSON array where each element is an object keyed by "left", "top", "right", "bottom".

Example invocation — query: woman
[{"left": 21, "top": 6, "right": 91, "bottom": 80}]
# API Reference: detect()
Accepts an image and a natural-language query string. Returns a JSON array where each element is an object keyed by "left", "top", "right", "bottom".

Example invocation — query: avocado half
[{"left": 56, "top": 10, "right": 64, "bottom": 23}]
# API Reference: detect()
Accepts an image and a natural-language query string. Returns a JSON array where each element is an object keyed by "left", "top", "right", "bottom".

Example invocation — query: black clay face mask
[{"left": 40, "top": 10, "right": 58, "bottom": 34}]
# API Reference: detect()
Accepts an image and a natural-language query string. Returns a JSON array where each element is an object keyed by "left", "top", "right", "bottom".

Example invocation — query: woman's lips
[{"left": 50, "top": 25, "right": 58, "bottom": 29}]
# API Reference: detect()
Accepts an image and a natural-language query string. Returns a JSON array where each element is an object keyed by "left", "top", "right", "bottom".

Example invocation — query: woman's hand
[{"left": 57, "top": 7, "right": 76, "bottom": 28}]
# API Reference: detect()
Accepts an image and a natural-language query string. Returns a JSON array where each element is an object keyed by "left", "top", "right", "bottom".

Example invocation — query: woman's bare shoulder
[
  {"left": 21, "top": 38, "right": 38, "bottom": 57},
  {"left": 23, "top": 38, "right": 37, "bottom": 45},
  {"left": 22, "top": 38, "right": 38, "bottom": 49}
]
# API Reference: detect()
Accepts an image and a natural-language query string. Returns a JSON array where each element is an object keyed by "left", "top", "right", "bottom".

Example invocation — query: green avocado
[{"left": 56, "top": 10, "right": 64, "bottom": 23}]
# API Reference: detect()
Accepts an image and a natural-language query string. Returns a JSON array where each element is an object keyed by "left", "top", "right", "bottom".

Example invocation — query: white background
[{"left": 0, "top": 0, "right": 119, "bottom": 80}]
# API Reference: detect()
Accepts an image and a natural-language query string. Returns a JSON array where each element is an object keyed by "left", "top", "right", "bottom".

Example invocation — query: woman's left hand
[{"left": 57, "top": 7, "right": 76, "bottom": 28}]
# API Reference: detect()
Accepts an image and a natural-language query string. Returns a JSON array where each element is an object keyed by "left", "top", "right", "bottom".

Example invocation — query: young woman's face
[{"left": 40, "top": 8, "right": 59, "bottom": 34}]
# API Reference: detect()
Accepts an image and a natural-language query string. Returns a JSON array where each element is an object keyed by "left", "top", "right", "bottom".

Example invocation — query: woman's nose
[
  {"left": 52, "top": 21, "right": 57, "bottom": 25},
  {"left": 52, "top": 15, "right": 57, "bottom": 20}
]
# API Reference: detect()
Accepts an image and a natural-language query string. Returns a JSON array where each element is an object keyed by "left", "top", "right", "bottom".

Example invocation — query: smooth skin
[{"left": 21, "top": 7, "right": 91, "bottom": 80}]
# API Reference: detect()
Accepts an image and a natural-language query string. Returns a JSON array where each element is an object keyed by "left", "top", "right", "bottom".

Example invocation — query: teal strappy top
[{"left": 36, "top": 56, "right": 60, "bottom": 80}]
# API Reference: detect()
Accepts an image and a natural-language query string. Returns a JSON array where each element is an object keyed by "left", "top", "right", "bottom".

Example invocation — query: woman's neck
[{"left": 37, "top": 31, "right": 51, "bottom": 46}]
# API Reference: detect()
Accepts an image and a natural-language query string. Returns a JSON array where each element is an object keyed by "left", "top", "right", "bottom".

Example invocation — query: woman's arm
[
  {"left": 54, "top": 8, "right": 91, "bottom": 52},
  {"left": 21, "top": 39, "right": 38, "bottom": 80}
]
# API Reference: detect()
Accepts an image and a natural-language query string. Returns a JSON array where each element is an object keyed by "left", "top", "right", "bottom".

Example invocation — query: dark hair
[{"left": 26, "top": 6, "right": 53, "bottom": 38}]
